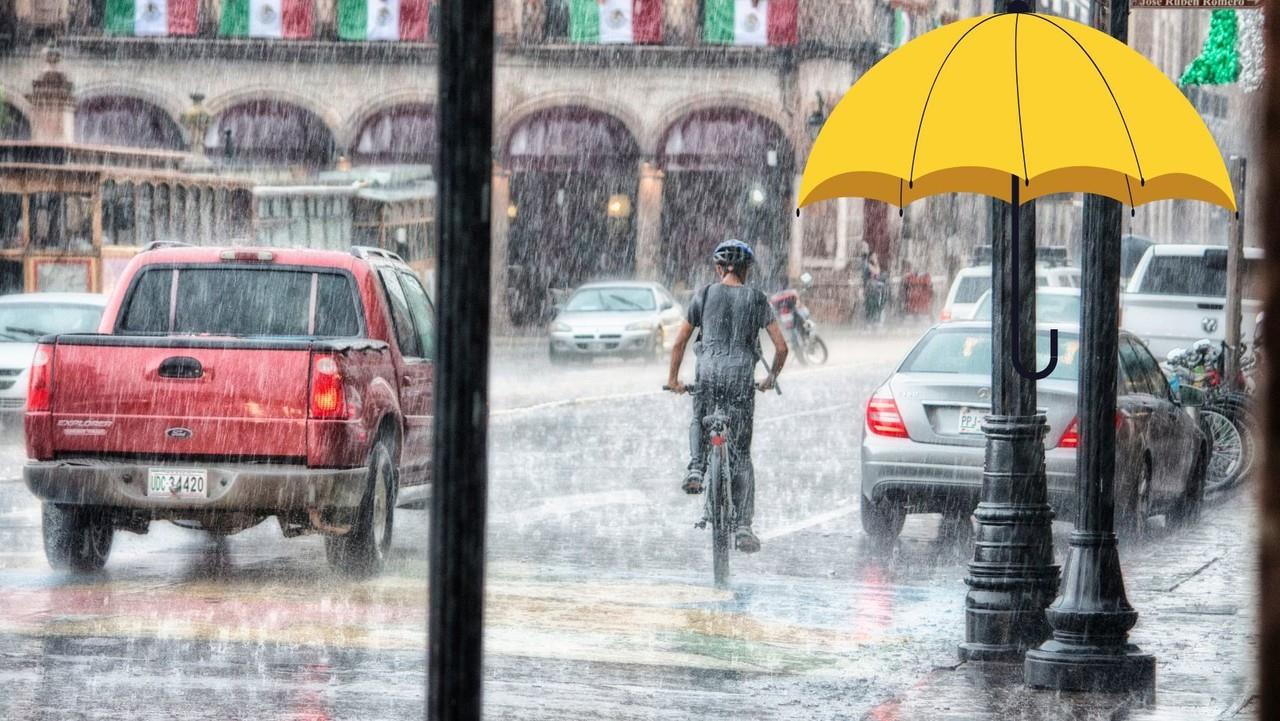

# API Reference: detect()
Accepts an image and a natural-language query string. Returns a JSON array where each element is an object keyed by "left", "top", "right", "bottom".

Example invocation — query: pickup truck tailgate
[{"left": 47, "top": 338, "right": 311, "bottom": 458}]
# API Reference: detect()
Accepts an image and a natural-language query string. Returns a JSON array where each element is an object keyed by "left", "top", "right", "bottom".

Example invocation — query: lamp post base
[{"left": 1024, "top": 641, "right": 1155, "bottom": 693}]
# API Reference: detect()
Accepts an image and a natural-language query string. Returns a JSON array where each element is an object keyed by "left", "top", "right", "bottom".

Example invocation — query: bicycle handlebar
[{"left": 662, "top": 382, "right": 780, "bottom": 396}]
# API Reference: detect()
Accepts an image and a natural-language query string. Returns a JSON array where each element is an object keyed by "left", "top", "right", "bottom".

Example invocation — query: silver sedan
[
  {"left": 548, "top": 281, "right": 684, "bottom": 364},
  {"left": 859, "top": 322, "right": 1208, "bottom": 540}
]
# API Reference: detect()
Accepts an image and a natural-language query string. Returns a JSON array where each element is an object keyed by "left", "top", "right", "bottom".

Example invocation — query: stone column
[
  {"left": 26, "top": 48, "right": 74, "bottom": 144},
  {"left": 490, "top": 163, "right": 512, "bottom": 331},
  {"left": 634, "top": 160, "right": 664, "bottom": 280}
]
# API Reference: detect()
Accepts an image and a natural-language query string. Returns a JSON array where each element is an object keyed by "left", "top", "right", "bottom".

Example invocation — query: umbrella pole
[
  {"left": 1023, "top": 195, "right": 1155, "bottom": 691},
  {"left": 1023, "top": 0, "right": 1155, "bottom": 693},
  {"left": 959, "top": 175, "right": 1059, "bottom": 662}
]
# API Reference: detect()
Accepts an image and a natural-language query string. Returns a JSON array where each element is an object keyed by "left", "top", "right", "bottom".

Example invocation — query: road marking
[
  {"left": 757, "top": 402, "right": 861, "bottom": 425},
  {"left": 758, "top": 503, "right": 858, "bottom": 542},
  {"left": 491, "top": 489, "right": 648, "bottom": 523}
]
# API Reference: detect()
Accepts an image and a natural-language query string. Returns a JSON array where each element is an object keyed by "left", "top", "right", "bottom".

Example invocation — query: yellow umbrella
[{"left": 799, "top": 7, "right": 1236, "bottom": 213}]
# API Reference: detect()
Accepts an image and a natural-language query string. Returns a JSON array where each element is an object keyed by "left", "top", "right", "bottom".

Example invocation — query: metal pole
[
  {"left": 959, "top": 173, "right": 1058, "bottom": 661},
  {"left": 1223, "top": 157, "right": 1246, "bottom": 389},
  {"left": 1024, "top": 0, "right": 1155, "bottom": 693},
  {"left": 429, "top": 1, "right": 493, "bottom": 720}
]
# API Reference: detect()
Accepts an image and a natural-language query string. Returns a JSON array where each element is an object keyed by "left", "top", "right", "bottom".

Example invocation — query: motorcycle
[
  {"left": 1162, "top": 339, "right": 1257, "bottom": 493},
  {"left": 770, "top": 272, "right": 829, "bottom": 365}
]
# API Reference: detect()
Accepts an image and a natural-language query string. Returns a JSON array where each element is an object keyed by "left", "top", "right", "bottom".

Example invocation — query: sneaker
[
  {"left": 735, "top": 527, "right": 761, "bottom": 553},
  {"left": 682, "top": 470, "right": 704, "bottom": 495}
]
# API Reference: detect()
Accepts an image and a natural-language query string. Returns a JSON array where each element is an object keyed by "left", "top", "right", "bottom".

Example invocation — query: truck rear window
[
  {"left": 119, "top": 267, "right": 361, "bottom": 337},
  {"left": 1138, "top": 255, "right": 1260, "bottom": 299}
]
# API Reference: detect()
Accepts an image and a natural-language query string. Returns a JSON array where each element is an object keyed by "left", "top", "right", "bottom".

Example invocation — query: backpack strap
[{"left": 694, "top": 283, "right": 711, "bottom": 343}]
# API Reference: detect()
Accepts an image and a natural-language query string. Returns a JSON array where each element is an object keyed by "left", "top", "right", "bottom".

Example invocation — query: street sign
[{"left": 1131, "top": 0, "right": 1262, "bottom": 8}]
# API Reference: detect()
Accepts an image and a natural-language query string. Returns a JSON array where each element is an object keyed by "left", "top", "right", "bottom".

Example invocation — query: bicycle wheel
[{"left": 708, "top": 446, "right": 731, "bottom": 587}]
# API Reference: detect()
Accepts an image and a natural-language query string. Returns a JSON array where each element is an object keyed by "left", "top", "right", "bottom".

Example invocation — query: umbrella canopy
[{"left": 799, "top": 10, "right": 1236, "bottom": 212}]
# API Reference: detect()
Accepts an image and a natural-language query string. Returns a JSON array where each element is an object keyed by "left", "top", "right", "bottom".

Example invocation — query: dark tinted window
[
  {"left": 1138, "top": 255, "right": 1261, "bottom": 299},
  {"left": 398, "top": 271, "right": 436, "bottom": 359},
  {"left": 379, "top": 269, "right": 422, "bottom": 357},
  {"left": 1129, "top": 338, "right": 1170, "bottom": 399},
  {"left": 119, "top": 267, "right": 359, "bottom": 337},
  {"left": 119, "top": 268, "right": 173, "bottom": 333},
  {"left": 952, "top": 275, "right": 989, "bottom": 304}
]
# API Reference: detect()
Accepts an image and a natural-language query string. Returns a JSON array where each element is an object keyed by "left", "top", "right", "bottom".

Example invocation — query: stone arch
[
  {"left": 204, "top": 87, "right": 343, "bottom": 135},
  {"left": 205, "top": 97, "right": 337, "bottom": 168},
  {"left": 648, "top": 93, "right": 795, "bottom": 159},
  {"left": 74, "top": 94, "right": 185, "bottom": 150},
  {"left": 497, "top": 93, "right": 645, "bottom": 164},
  {"left": 348, "top": 102, "right": 436, "bottom": 166},
  {"left": 339, "top": 90, "right": 434, "bottom": 150},
  {"left": 75, "top": 82, "right": 187, "bottom": 127}
]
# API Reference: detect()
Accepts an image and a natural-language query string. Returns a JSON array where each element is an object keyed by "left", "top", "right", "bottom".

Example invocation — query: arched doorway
[
  {"left": 352, "top": 103, "right": 436, "bottom": 165},
  {"left": 0, "top": 103, "right": 31, "bottom": 140},
  {"left": 503, "top": 106, "right": 639, "bottom": 325},
  {"left": 205, "top": 100, "right": 335, "bottom": 168},
  {"left": 75, "top": 96, "right": 184, "bottom": 150},
  {"left": 658, "top": 108, "right": 794, "bottom": 293}
]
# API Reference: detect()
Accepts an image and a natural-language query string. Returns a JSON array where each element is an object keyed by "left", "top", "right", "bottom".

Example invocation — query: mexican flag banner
[
  {"left": 337, "top": 0, "right": 429, "bottom": 42},
  {"left": 704, "top": 0, "right": 797, "bottom": 46},
  {"left": 219, "top": 0, "right": 314, "bottom": 39},
  {"left": 569, "top": 0, "right": 662, "bottom": 44},
  {"left": 104, "top": 0, "right": 199, "bottom": 36}
]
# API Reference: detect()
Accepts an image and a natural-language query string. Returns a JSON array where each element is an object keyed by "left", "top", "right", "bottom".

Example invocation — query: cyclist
[{"left": 665, "top": 239, "right": 789, "bottom": 554}]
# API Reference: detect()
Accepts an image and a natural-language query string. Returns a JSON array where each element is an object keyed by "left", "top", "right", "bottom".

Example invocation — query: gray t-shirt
[{"left": 687, "top": 283, "right": 774, "bottom": 365}]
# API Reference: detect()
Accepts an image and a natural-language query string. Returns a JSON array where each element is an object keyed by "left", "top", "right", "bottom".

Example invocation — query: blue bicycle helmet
[{"left": 712, "top": 239, "right": 755, "bottom": 267}]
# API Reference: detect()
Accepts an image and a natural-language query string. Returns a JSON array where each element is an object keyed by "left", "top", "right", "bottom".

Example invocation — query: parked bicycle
[
  {"left": 665, "top": 379, "right": 775, "bottom": 586},
  {"left": 1163, "top": 339, "right": 1257, "bottom": 493}
]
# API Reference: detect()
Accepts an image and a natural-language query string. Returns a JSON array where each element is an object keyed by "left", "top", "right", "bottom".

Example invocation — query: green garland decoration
[{"left": 1180, "top": 9, "right": 1240, "bottom": 86}]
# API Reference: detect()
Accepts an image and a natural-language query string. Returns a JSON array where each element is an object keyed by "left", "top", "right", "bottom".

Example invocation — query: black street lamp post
[
  {"left": 428, "top": 1, "right": 494, "bottom": 720},
  {"left": 1023, "top": 0, "right": 1155, "bottom": 693},
  {"left": 958, "top": 175, "right": 1060, "bottom": 661}
]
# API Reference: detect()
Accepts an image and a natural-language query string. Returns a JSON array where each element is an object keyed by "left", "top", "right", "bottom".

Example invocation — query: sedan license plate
[
  {"left": 957, "top": 408, "right": 984, "bottom": 435},
  {"left": 147, "top": 468, "right": 208, "bottom": 499}
]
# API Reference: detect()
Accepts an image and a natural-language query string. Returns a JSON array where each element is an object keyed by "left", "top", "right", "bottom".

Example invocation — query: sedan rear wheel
[
  {"left": 1168, "top": 438, "right": 1207, "bottom": 528},
  {"left": 1120, "top": 459, "right": 1152, "bottom": 538},
  {"left": 861, "top": 494, "right": 906, "bottom": 542}
]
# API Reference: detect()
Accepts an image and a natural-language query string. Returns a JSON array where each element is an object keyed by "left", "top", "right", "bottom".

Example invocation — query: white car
[
  {"left": 0, "top": 293, "right": 108, "bottom": 416},
  {"left": 1121, "top": 244, "right": 1263, "bottom": 359},
  {"left": 548, "top": 281, "right": 684, "bottom": 364},
  {"left": 939, "top": 264, "right": 1081, "bottom": 321}
]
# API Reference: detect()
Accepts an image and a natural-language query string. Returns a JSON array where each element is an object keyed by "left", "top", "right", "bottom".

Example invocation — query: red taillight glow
[
  {"left": 309, "top": 355, "right": 347, "bottom": 419},
  {"left": 219, "top": 249, "right": 275, "bottom": 262},
  {"left": 1057, "top": 413, "right": 1125, "bottom": 449},
  {"left": 27, "top": 345, "right": 52, "bottom": 412},
  {"left": 939, "top": 308, "right": 952, "bottom": 322},
  {"left": 866, "top": 389, "right": 909, "bottom": 438}
]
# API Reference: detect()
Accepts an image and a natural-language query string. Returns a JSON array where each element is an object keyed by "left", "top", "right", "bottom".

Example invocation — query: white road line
[
  {"left": 758, "top": 503, "right": 858, "bottom": 542},
  {"left": 491, "top": 489, "right": 648, "bottom": 524},
  {"left": 757, "top": 402, "right": 861, "bottom": 425}
]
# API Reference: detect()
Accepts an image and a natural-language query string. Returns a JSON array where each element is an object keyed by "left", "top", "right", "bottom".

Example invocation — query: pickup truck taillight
[
  {"left": 27, "top": 344, "right": 52, "bottom": 412},
  {"left": 309, "top": 354, "right": 347, "bottom": 419}
]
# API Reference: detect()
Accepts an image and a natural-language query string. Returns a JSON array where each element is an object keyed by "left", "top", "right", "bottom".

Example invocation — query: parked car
[
  {"left": 939, "top": 264, "right": 1081, "bottom": 321},
  {"left": 1121, "top": 244, "right": 1264, "bottom": 359},
  {"left": 24, "top": 245, "right": 435, "bottom": 577},
  {"left": 0, "top": 293, "right": 107, "bottom": 418},
  {"left": 859, "top": 322, "right": 1208, "bottom": 541},
  {"left": 971, "top": 287, "right": 1081, "bottom": 325},
  {"left": 548, "top": 281, "right": 683, "bottom": 364}
]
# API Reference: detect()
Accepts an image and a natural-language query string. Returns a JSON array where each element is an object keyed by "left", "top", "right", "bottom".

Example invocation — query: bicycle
[{"left": 666, "top": 375, "right": 777, "bottom": 587}]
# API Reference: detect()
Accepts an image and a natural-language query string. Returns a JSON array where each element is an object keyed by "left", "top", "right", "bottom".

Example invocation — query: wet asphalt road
[{"left": 0, "top": 330, "right": 1257, "bottom": 720}]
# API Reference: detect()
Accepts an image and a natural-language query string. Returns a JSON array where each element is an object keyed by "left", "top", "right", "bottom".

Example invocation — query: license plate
[
  {"left": 147, "top": 468, "right": 208, "bottom": 499},
  {"left": 957, "top": 409, "right": 983, "bottom": 435}
]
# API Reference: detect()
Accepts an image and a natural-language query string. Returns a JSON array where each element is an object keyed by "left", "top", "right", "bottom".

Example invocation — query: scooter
[{"left": 770, "top": 272, "right": 829, "bottom": 365}]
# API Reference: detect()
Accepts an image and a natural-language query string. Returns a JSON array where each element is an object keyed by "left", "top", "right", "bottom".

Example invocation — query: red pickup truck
[{"left": 24, "top": 245, "right": 435, "bottom": 577}]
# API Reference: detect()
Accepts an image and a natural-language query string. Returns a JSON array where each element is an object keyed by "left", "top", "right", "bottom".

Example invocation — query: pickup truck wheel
[
  {"left": 42, "top": 503, "right": 113, "bottom": 572},
  {"left": 326, "top": 440, "right": 397, "bottom": 578}
]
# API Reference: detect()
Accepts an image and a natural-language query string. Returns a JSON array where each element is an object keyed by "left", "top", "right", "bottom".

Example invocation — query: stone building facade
[{"left": 0, "top": 0, "right": 1253, "bottom": 323}]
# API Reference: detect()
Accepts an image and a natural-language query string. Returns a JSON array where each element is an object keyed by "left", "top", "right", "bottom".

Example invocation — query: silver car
[
  {"left": 0, "top": 293, "right": 108, "bottom": 418},
  {"left": 859, "top": 322, "right": 1208, "bottom": 540},
  {"left": 548, "top": 281, "right": 684, "bottom": 364}
]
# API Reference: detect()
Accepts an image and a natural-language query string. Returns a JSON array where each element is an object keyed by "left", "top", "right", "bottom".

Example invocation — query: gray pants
[{"left": 687, "top": 363, "right": 756, "bottom": 527}]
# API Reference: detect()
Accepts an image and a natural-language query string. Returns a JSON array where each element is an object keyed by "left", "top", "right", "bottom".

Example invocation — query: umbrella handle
[{"left": 1009, "top": 176, "right": 1059, "bottom": 381}]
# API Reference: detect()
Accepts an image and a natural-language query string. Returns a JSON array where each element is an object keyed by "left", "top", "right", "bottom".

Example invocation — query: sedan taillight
[
  {"left": 866, "top": 388, "right": 910, "bottom": 439},
  {"left": 1057, "top": 412, "right": 1124, "bottom": 449},
  {"left": 27, "top": 344, "right": 52, "bottom": 412}
]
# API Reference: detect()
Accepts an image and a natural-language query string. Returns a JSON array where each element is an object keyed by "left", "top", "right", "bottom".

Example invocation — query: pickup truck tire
[
  {"left": 325, "top": 438, "right": 398, "bottom": 578},
  {"left": 42, "top": 503, "right": 113, "bottom": 572}
]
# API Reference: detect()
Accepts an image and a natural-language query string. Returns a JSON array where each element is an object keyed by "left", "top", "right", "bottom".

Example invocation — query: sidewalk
[{"left": 862, "top": 490, "right": 1258, "bottom": 720}]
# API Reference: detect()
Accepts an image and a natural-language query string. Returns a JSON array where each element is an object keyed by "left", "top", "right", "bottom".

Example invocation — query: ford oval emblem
[{"left": 166, "top": 427, "right": 193, "bottom": 440}]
